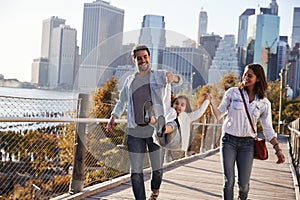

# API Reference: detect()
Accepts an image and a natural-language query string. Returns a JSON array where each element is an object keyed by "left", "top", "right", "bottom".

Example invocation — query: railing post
[
  {"left": 211, "top": 117, "right": 217, "bottom": 150},
  {"left": 69, "top": 93, "right": 90, "bottom": 194},
  {"left": 199, "top": 115, "right": 207, "bottom": 153}
]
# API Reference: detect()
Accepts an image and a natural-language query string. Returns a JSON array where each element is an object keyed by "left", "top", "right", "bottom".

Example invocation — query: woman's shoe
[{"left": 148, "top": 191, "right": 159, "bottom": 200}]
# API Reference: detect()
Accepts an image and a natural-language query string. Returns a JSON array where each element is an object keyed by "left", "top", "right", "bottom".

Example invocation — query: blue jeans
[
  {"left": 221, "top": 133, "right": 255, "bottom": 200},
  {"left": 127, "top": 134, "right": 163, "bottom": 200}
]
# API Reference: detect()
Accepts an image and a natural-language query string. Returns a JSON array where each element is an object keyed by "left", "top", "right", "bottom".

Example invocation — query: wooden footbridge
[{"left": 53, "top": 135, "right": 299, "bottom": 200}]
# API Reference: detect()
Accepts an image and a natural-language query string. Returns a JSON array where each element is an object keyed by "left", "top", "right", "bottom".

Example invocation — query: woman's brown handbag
[
  {"left": 239, "top": 88, "right": 268, "bottom": 160},
  {"left": 254, "top": 138, "right": 268, "bottom": 160}
]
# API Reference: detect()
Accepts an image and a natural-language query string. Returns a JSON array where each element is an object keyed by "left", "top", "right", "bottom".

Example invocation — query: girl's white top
[
  {"left": 164, "top": 83, "right": 210, "bottom": 151},
  {"left": 218, "top": 87, "right": 276, "bottom": 141}
]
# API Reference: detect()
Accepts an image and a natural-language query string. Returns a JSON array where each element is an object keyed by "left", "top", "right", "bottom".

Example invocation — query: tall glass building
[
  {"left": 237, "top": 9, "right": 255, "bottom": 68},
  {"left": 48, "top": 25, "right": 77, "bottom": 89},
  {"left": 78, "top": 0, "right": 124, "bottom": 92},
  {"left": 37, "top": 16, "right": 65, "bottom": 87},
  {"left": 197, "top": 10, "right": 208, "bottom": 46},
  {"left": 41, "top": 16, "right": 65, "bottom": 59},
  {"left": 269, "top": 0, "right": 278, "bottom": 15},
  {"left": 276, "top": 36, "right": 288, "bottom": 79},
  {"left": 139, "top": 15, "right": 166, "bottom": 69},
  {"left": 253, "top": 8, "right": 279, "bottom": 80},
  {"left": 291, "top": 7, "right": 300, "bottom": 49}
]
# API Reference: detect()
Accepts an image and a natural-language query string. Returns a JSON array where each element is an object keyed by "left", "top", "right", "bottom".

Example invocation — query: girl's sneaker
[
  {"left": 156, "top": 115, "right": 166, "bottom": 137},
  {"left": 143, "top": 100, "right": 153, "bottom": 124}
]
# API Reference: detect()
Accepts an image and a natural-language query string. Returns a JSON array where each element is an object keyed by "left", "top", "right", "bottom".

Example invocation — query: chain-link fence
[
  {"left": 0, "top": 95, "right": 79, "bottom": 199},
  {"left": 0, "top": 95, "right": 222, "bottom": 199}
]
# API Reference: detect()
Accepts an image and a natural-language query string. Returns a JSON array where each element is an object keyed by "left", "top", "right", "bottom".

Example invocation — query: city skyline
[{"left": 0, "top": 0, "right": 299, "bottom": 82}]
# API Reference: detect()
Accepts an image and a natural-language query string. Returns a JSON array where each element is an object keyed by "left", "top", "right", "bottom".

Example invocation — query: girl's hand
[
  {"left": 204, "top": 93, "right": 212, "bottom": 102},
  {"left": 166, "top": 72, "right": 180, "bottom": 83}
]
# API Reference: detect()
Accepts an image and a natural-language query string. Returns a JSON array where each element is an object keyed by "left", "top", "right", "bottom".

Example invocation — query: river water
[
  {"left": 0, "top": 87, "right": 80, "bottom": 132},
  {"left": 0, "top": 87, "right": 78, "bottom": 99}
]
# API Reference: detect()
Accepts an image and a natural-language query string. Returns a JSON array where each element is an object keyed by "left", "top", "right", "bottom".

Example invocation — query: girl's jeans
[
  {"left": 127, "top": 134, "right": 163, "bottom": 200},
  {"left": 221, "top": 133, "right": 255, "bottom": 200}
]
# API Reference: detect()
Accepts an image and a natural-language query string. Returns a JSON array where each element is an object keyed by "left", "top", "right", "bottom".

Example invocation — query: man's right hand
[{"left": 106, "top": 115, "right": 116, "bottom": 132}]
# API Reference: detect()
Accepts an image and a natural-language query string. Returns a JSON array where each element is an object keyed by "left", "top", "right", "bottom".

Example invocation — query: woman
[{"left": 209, "top": 63, "right": 285, "bottom": 200}]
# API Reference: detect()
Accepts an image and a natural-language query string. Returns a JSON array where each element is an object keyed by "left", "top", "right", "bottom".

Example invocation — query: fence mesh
[
  {"left": 0, "top": 96, "right": 79, "bottom": 199},
  {"left": 0, "top": 95, "right": 221, "bottom": 199}
]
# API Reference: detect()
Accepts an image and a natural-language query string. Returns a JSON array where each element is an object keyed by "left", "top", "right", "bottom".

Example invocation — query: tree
[
  {"left": 0, "top": 130, "right": 22, "bottom": 161},
  {"left": 220, "top": 72, "right": 240, "bottom": 91},
  {"left": 266, "top": 81, "right": 280, "bottom": 123},
  {"left": 282, "top": 96, "right": 300, "bottom": 123},
  {"left": 90, "top": 76, "right": 118, "bottom": 119},
  {"left": 86, "top": 77, "right": 128, "bottom": 179},
  {"left": 266, "top": 80, "right": 299, "bottom": 133}
]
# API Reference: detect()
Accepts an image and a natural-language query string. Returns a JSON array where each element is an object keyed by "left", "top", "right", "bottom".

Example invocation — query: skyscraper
[
  {"left": 237, "top": 9, "right": 255, "bottom": 68},
  {"left": 199, "top": 34, "right": 222, "bottom": 60},
  {"left": 139, "top": 14, "right": 166, "bottom": 70},
  {"left": 31, "top": 58, "right": 48, "bottom": 87},
  {"left": 275, "top": 36, "right": 289, "bottom": 81},
  {"left": 269, "top": 0, "right": 278, "bottom": 15},
  {"left": 291, "top": 7, "right": 300, "bottom": 48},
  {"left": 253, "top": 8, "right": 280, "bottom": 80},
  {"left": 163, "top": 46, "right": 209, "bottom": 92},
  {"left": 288, "top": 44, "right": 300, "bottom": 98},
  {"left": 197, "top": 9, "right": 208, "bottom": 46},
  {"left": 32, "top": 16, "right": 70, "bottom": 88},
  {"left": 48, "top": 25, "right": 77, "bottom": 89},
  {"left": 33, "top": 16, "right": 65, "bottom": 87},
  {"left": 208, "top": 35, "right": 240, "bottom": 85},
  {"left": 78, "top": 0, "right": 124, "bottom": 92},
  {"left": 41, "top": 16, "right": 66, "bottom": 59}
]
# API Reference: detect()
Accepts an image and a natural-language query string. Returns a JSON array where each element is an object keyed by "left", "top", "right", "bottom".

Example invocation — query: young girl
[{"left": 154, "top": 83, "right": 210, "bottom": 156}]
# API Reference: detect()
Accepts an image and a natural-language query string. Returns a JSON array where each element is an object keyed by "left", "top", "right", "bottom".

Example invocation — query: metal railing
[
  {"left": 0, "top": 94, "right": 222, "bottom": 199},
  {"left": 289, "top": 118, "right": 300, "bottom": 185},
  {"left": 0, "top": 95, "right": 79, "bottom": 199}
]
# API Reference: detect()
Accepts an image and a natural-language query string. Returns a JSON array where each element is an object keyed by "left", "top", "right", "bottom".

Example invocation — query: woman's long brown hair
[{"left": 239, "top": 63, "right": 268, "bottom": 99}]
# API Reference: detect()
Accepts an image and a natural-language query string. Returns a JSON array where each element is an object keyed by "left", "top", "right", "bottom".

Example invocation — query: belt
[
  {"left": 137, "top": 124, "right": 149, "bottom": 127},
  {"left": 225, "top": 133, "right": 253, "bottom": 140}
]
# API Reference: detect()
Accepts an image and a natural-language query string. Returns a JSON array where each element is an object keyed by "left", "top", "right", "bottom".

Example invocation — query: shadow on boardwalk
[{"left": 53, "top": 135, "right": 298, "bottom": 200}]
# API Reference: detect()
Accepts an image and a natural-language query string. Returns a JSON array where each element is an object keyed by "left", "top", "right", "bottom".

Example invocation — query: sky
[{"left": 0, "top": 0, "right": 299, "bottom": 82}]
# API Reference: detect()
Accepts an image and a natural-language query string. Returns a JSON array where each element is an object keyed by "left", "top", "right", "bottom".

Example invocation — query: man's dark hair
[{"left": 131, "top": 44, "right": 150, "bottom": 58}]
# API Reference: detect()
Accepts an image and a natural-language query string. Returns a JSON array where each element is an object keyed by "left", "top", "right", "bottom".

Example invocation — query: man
[{"left": 107, "top": 44, "right": 181, "bottom": 200}]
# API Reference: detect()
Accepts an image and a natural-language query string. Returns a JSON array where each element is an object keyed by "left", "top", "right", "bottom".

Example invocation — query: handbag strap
[{"left": 238, "top": 88, "right": 256, "bottom": 134}]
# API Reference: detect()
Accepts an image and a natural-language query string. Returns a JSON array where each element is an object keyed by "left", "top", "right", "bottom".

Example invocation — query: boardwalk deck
[{"left": 53, "top": 135, "right": 299, "bottom": 200}]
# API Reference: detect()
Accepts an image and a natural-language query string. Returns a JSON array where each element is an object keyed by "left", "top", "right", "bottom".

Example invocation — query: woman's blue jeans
[
  {"left": 127, "top": 134, "right": 163, "bottom": 200},
  {"left": 221, "top": 133, "right": 255, "bottom": 200}
]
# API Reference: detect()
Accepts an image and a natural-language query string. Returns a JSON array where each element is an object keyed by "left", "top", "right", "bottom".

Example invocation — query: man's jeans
[
  {"left": 127, "top": 134, "right": 163, "bottom": 200},
  {"left": 221, "top": 133, "right": 255, "bottom": 200}
]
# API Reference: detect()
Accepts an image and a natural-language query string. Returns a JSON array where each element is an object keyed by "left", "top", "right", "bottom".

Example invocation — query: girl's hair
[
  {"left": 171, "top": 95, "right": 192, "bottom": 113},
  {"left": 239, "top": 63, "right": 268, "bottom": 99}
]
